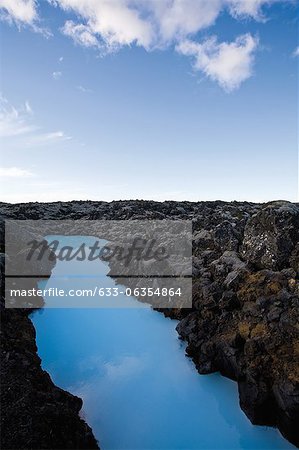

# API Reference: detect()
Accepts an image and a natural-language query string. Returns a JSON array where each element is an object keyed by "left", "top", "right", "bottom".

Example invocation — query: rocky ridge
[{"left": 0, "top": 199, "right": 298, "bottom": 448}]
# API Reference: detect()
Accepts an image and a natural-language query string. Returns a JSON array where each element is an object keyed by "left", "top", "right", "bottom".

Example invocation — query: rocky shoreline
[{"left": 1, "top": 200, "right": 298, "bottom": 449}]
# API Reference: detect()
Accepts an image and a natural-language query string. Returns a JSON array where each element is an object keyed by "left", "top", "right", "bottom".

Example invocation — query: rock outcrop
[{"left": 0, "top": 199, "right": 298, "bottom": 448}]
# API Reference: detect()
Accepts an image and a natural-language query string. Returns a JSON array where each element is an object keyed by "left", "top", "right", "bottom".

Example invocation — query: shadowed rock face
[
  {"left": 0, "top": 305, "right": 100, "bottom": 450},
  {"left": 0, "top": 226, "right": 99, "bottom": 450},
  {"left": 0, "top": 199, "right": 298, "bottom": 448}
]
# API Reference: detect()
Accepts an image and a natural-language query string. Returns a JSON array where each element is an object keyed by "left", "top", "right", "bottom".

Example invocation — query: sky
[{"left": 0, "top": 0, "right": 298, "bottom": 203}]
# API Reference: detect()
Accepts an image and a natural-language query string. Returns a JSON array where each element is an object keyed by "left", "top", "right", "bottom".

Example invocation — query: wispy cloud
[
  {"left": 0, "top": 95, "right": 71, "bottom": 146},
  {"left": 0, "top": 166, "right": 34, "bottom": 178},
  {"left": 62, "top": 20, "right": 100, "bottom": 48},
  {"left": 0, "top": 95, "right": 36, "bottom": 138},
  {"left": 25, "top": 100, "right": 33, "bottom": 114},
  {"left": 25, "top": 130, "right": 72, "bottom": 146}
]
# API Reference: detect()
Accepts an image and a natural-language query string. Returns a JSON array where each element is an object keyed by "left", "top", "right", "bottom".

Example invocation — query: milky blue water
[{"left": 31, "top": 236, "right": 294, "bottom": 450}]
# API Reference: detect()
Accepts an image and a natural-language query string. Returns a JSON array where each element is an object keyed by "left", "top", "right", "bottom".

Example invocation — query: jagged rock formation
[{"left": 0, "top": 199, "right": 298, "bottom": 448}]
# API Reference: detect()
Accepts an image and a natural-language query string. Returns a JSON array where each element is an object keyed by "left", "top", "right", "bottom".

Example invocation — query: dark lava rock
[
  {"left": 242, "top": 202, "right": 299, "bottom": 271},
  {"left": 0, "top": 304, "right": 99, "bottom": 450},
  {"left": 0, "top": 225, "right": 99, "bottom": 450}
]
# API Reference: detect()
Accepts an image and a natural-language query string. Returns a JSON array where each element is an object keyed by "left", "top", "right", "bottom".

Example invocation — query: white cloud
[
  {"left": 292, "top": 46, "right": 299, "bottom": 57},
  {"left": 53, "top": 0, "right": 280, "bottom": 51},
  {"left": 150, "top": 0, "right": 222, "bottom": 43},
  {"left": 58, "top": 1, "right": 154, "bottom": 50},
  {"left": 52, "top": 70, "right": 62, "bottom": 80},
  {"left": 1, "top": 0, "right": 280, "bottom": 34},
  {"left": 0, "top": 166, "right": 34, "bottom": 177},
  {"left": 55, "top": 0, "right": 225, "bottom": 51},
  {"left": 0, "top": 0, "right": 37, "bottom": 24},
  {"left": 0, "top": 0, "right": 51, "bottom": 35},
  {"left": 0, "top": 0, "right": 285, "bottom": 90},
  {"left": 50, "top": 0, "right": 278, "bottom": 89},
  {"left": 176, "top": 33, "right": 259, "bottom": 91},
  {"left": 226, "top": 0, "right": 275, "bottom": 19},
  {"left": 0, "top": 0, "right": 285, "bottom": 43}
]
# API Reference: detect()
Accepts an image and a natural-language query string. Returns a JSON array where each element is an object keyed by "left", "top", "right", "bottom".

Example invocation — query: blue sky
[{"left": 0, "top": 0, "right": 298, "bottom": 203}]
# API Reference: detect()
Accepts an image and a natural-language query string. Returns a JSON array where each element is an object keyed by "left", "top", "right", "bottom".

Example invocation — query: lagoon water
[{"left": 31, "top": 236, "right": 294, "bottom": 450}]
